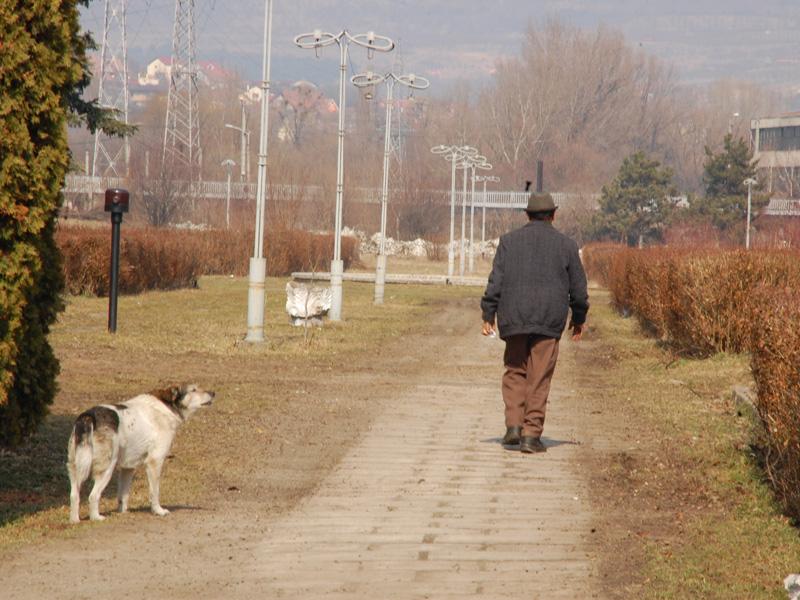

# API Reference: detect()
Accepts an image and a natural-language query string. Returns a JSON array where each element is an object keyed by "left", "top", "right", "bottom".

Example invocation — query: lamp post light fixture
[
  {"left": 728, "top": 111, "right": 741, "bottom": 136},
  {"left": 475, "top": 174, "right": 500, "bottom": 243},
  {"left": 245, "top": 0, "right": 273, "bottom": 343},
  {"left": 431, "top": 144, "right": 478, "bottom": 278},
  {"left": 744, "top": 177, "right": 757, "bottom": 250},
  {"left": 353, "top": 70, "right": 430, "bottom": 304},
  {"left": 221, "top": 159, "right": 235, "bottom": 229},
  {"left": 294, "top": 29, "right": 395, "bottom": 321}
]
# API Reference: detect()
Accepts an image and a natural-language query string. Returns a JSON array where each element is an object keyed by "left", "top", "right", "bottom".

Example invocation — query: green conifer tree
[
  {"left": 0, "top": 1, "right": 130, "bottom": 445},
  {"left": 591, "top": 151, "right": 676, "bottom": 247}
]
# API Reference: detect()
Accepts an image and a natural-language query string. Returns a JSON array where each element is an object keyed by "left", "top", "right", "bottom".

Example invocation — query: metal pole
[
  {"left": 108, "top": 212, "right": 122, "bottom": 333},
  {"left": 374, "top": 78, "right": 394, "bottom": 305},
  {"left": 481, "top": 179, "right": 487, "bottom": 243},
  {"left": 746, "top": 181, "right": 752, "bottom": 250},
  {"left": 239, "top": 100, "right": 247, "bottom": 182},
  {"left": 246, "top": 131, "right": 251, "bottom": 183},
  {"left": 536, "top": 160, "right": 544, "bottom": 193},
  {"left": 469, "top": 165, "right": 476, "bottom": 273},
  {"left": 104, "top": 188, "right": 129, "bottom": 333},
  {"left": 448, "top": 157, "right": 457, "bottom": 278},
  {"left": 245, "top": 0, "right": 272, "bottom": 343},
  {"left": 225, "top": 167, "right": 232, "bottom": 229},
  {"left": 327, "top": 38, "right": 348, "bottom": 322},
  {"left": 460, "top": 164, "right": 467, "bottom": 276},
  {"left": 85, "top": 150, "right": 91, "bottom": 209}
]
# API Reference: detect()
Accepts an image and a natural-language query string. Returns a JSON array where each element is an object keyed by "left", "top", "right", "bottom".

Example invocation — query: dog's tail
[{"left": 70, "top": 413, "right": 95, "bottom": 484}]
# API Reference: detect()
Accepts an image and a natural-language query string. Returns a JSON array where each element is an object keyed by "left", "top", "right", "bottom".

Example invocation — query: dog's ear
[
  {"left": 151, "top": 386, "right": 182, "bottom": 406},
  {"left": 151, "top": 387, "right": 174, "bottom": 404},
  {"left": 172, "top": 385, "right": 186, "bottom": 404}
]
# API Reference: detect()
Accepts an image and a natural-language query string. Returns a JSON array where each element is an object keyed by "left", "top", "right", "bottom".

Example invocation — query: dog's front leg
[
  {"left": 117, "top": 468, "right": 135, "bottom": 513},
  {"left": 145, "top": 457, "right": 169, "bottom": 516}
]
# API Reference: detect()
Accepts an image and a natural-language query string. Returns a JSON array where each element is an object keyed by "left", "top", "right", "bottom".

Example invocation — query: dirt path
[{"left": 2, "top": 302, "right": 601, "bottom": 599}]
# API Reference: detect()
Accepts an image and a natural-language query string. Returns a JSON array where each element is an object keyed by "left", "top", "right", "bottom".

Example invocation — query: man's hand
[
  {"left": 570, "top": 322, "right": 584, "bottom": 342},
  {"left": 482, "top": 321, "right": 496, "bottom": 337}
]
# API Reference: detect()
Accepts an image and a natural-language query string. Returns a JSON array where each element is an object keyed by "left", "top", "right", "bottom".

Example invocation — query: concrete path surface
[
  {"left": 2, "top": 309, "right": 600, "bottom": 599},
  {"left": 234, "top": 329, "right": 599, "bottom": 599}
]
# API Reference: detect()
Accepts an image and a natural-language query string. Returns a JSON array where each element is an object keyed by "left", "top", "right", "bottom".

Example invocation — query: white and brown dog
[{"left": 67, "top": 384, "right": 214, "bottom": 523}]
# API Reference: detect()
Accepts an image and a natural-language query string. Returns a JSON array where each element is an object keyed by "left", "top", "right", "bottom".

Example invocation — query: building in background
[{"left": 752, "top": 113, "right": 800, "bottom": 214}]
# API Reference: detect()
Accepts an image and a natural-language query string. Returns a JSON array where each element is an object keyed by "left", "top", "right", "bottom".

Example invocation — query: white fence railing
[
  {"left": 66, "top": 175, "right": 800, "bottom": 216},
  {"left": 764, "top": 198, "right": 800, "bottom": 216},
  {"left": 63, "top": 175, "right": 597, "bottom": 209}
]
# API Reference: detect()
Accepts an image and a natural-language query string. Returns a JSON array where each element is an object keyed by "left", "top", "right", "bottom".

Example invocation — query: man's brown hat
[{"left": 526, "top": 192, "right": 557, "bottom": 213}]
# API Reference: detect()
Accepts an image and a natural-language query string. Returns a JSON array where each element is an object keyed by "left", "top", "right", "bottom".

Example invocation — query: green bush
[{"left": 0, "top": 2, "right": 92, "bottom": 445}]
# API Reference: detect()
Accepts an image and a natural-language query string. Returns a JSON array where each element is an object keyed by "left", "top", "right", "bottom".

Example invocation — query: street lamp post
[
  {"left": 468, "top": 158, "right": 491, "bottom": 273},
  {"left": 460, "top": 160, "right": 469, "bottom": 275},
  {"left": 295, "top": 29, "right": 394, "bottom": 321},
  {"left": 431, "top": 145, "right": 477, "bottom": 278},
  {"left": 476, "top": 175, "right": 500, "bottom": 243},
  {"left": 354, "top": 71, "right": 430, "bottom": 304},
  {"left": 744, "top": 177, "right": 757, "bottom": 249},
  {"left": 221, "top": 159, "right": 235, "bottom": 228},
  {"left": 728, "top": 111, "right": 741, "bottom": 136},
  {"left": 225, "top": 103, "right": 251, "bottom": 184},
  {"left": 245, "top": 0, "right": 273, "bottom": 343}
]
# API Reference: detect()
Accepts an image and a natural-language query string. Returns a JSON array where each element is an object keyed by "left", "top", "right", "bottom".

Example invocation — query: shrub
[
  {"left": 580, "top": 242, "right": 624, "bottom": 287},
  {"left": 0, "top": 2, "right": 92, "bottom": 445},
  {"left": 751, "top": 287, "right": 800, "bottom": 519},
  {"left": 662, "top": 251, "right": 800, "bottom": 356},
  {"left": 586, "top": 242, "right": 800, "bottom": 519},
  {"left": 56, "top": 225, "right": 360, "bottom": 296}
]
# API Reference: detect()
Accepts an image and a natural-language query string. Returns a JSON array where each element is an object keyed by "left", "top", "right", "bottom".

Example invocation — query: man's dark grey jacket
[{"left": 481, "top": 220, "right": 589, "bottom": 340}]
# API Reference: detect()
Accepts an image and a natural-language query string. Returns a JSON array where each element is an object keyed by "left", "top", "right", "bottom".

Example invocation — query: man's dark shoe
[
  {"left": 520, "top": 436, "right": 546, "bottom": 453},
  {"left": 502, "top": 426, "right": 522, "bottom": 446}
]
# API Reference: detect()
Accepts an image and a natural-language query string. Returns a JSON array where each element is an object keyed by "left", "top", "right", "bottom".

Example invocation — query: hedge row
[
  {"left": 56, "top": 225, "right": 360, "bottom": 296},
  {"left": 583, "top": 244, "right": 800, "bottom": 519}
]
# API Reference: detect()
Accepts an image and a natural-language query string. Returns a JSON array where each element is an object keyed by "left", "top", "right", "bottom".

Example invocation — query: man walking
[{"left": 480, "top": 192, "right": 589, "bottom": 454}]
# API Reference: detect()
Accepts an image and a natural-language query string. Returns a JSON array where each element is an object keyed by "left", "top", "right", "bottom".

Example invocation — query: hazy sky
[{"left": 80, "top": 1, "right": 800, "bottom": 92}]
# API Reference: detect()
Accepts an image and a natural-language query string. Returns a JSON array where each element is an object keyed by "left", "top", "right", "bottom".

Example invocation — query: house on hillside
[
  {"left": 273, "top": 81, "right": 336, "bottom": 144},
  {"left": 137, "top": 57, "right": 172, "bottom": 87},
  {"left": 137, "top": 57, "right": 234, "bottom": 89}
]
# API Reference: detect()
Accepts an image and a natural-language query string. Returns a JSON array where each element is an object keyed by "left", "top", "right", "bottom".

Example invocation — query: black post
[
  {"left": 108, "top": 212, "right": 122, "bottom": 333},
  {"left": 536, "top": 160, "right": 544, "bottom": 193},
  {"left": 104, "top": 189, "right": 130, "bottom": 333}
]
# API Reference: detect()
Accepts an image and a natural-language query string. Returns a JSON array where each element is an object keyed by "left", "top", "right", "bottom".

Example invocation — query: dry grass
[
  {"left": 585, "top": 289, "right": 800, "bottom": 599},
  {"left": 0, "top": 276, "right": 476, "bottom": 549}
]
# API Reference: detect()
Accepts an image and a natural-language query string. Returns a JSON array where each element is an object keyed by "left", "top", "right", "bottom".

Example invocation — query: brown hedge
[
  {"left": 56, "top": 225, "right": 360, "bottom": 296},
  {"left": 583, "top": 243, "right": 800, "bottom": 520}
]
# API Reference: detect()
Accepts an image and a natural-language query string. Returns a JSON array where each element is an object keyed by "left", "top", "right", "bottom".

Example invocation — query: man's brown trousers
[{"left": 502, "top": 334, "right": 560, "bottom": 438}]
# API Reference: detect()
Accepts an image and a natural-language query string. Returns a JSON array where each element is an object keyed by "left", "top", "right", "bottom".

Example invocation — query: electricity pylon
[
  {"left": 92, "top": 0, "right": 130, "bottom": 178},
  {"left": 162, "top": 0, "right": 201, "bottom": 178}
]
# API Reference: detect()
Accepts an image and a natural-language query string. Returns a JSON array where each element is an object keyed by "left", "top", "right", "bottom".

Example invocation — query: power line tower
[
  {"left": 162, "top": 0, "right": 201, "bottom": 178},
  {"left": 92, "top": 0, "right": 130, "bottom": 178}
]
